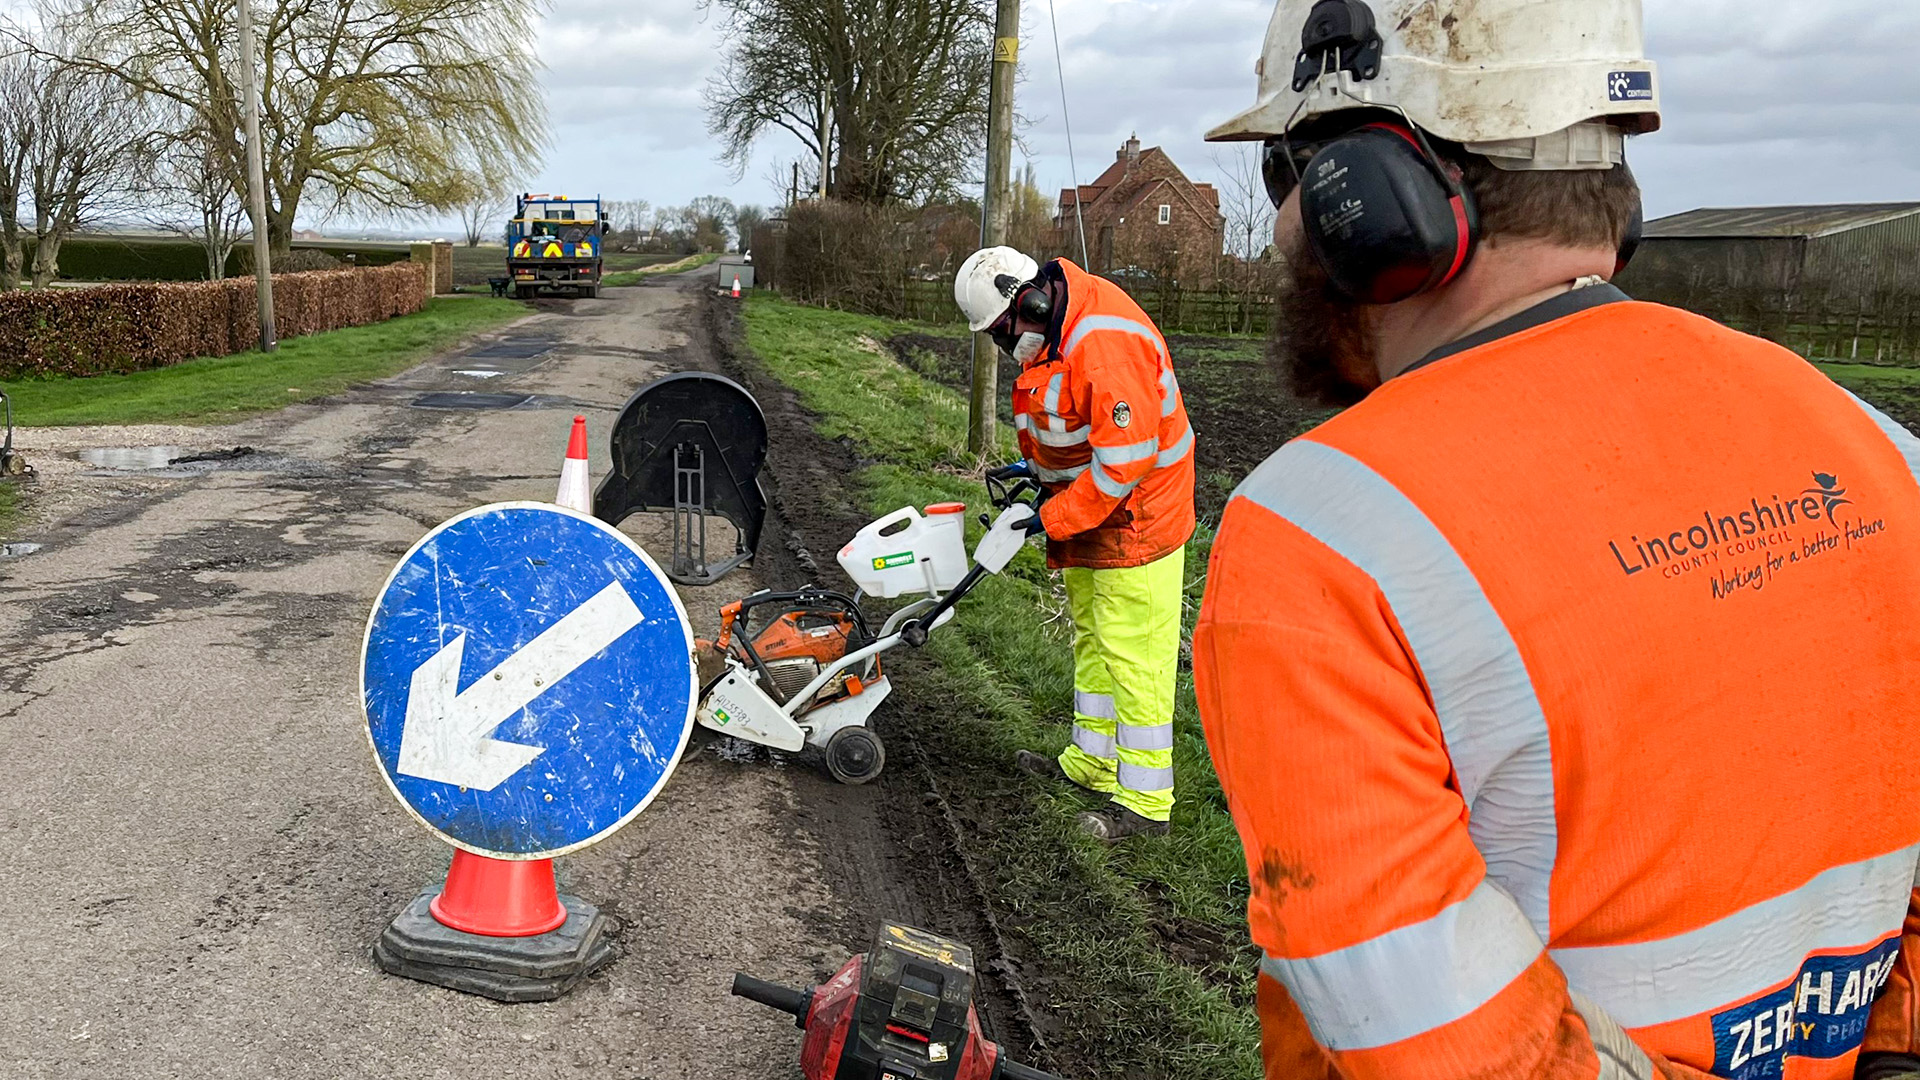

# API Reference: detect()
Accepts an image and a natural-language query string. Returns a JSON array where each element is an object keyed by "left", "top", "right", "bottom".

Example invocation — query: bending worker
[
  {"left": 954, "top": 248, "right": 1196, "bottom": 842},
  {"left": 1194, "top": 0, "right": 1920, "bottom": 1077}
]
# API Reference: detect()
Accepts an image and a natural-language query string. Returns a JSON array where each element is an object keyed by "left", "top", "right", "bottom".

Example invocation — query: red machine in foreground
[{"left": 733, "top": 923, "right": 1065, "bottom": 1080}]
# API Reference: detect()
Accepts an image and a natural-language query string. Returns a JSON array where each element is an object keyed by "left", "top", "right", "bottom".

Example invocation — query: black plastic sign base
[{"left": 374, "top": 886, "right": 615, "bottom": 1003}]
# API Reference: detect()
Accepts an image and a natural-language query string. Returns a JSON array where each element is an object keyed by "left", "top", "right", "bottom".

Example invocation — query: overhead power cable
[{"left": 1045, "top": 0, "right": 1090, "bottom": 267}]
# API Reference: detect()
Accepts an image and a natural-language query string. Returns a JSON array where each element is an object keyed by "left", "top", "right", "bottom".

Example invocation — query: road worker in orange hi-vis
[
  {"left": 1195, "top": 1, "right": 1920, "bottom": 1078},
  {"left": 954, "top": 247, "right": 1196, "bottom": 842}
]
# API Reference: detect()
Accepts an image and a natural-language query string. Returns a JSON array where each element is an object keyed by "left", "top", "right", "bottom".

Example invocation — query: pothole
[
  {"left": 1, "top": 542, "right": 42, "bottom": 558},
  {"left": 410, "top": 392, "right": 533, "bottom": 411},
  {"left": 79, "top": 446, "right": 191, "bottom": 470}
]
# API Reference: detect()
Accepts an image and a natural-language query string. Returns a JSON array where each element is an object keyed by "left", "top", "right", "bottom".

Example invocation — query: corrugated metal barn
[{"left": 1620, "top": 203, "right": 1920, "bottom": 303}]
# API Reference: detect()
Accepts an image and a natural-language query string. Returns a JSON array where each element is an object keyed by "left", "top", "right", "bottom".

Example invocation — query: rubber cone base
[{"left": 375, "top": 886, "right": 614, "bottom": 1003}]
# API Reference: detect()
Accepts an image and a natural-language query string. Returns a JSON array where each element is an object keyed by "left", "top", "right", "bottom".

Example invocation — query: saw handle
[{"left": 731, "top": 973, "right": 812, "bottom": 1028}]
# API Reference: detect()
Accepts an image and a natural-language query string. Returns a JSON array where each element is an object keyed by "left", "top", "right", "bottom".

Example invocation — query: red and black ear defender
[
  {"left": 992, "top": 275, "right": 1054, "bottom": 325},
  {"left": 1298, "top": 122, "right": 1479, "bottom": 305}
]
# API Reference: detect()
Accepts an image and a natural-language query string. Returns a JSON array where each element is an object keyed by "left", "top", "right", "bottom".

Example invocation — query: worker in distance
[{"left": 953, "top": 246, "right": 1197, "bottom": 842}]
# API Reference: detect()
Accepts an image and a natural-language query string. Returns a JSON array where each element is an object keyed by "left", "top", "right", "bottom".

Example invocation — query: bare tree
[
  {"left": 705, "top": 0, "right": 993, "bottom": 204},
  {"left": 0, "top": 37, "right": 151, "bottom": 289},
  {"left": 28, "top": 62, "right": 150, "bottom": 286},
  {"left": 0, "top": 53, "right": 35, "bottom": 290},
  {"left": 147, "top": 118, "right": 248, "bottom": 279},
  {"left": 732, "top": 203, "right": 764, "bottom": 253},
  {"left": 457, "top": 187, "right": 508, "bottom": 247},
  {"left": 1213, "top": 145, "right": 1277, "bottom": 333},
  {"left": 35, "top": 0, "right": 547, "bottom": 256},
  {"left": 601, "top": 197, "right": 651, "bottom": 250},
  {"left": 1213, "top": 146, "right": 1274, "bottom": 262}
]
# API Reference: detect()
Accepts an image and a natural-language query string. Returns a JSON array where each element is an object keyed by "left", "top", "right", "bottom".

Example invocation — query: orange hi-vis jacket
[
  {"left": 1192, "top": 285, "right": 1920, "bottom": 1080},
  {"left": 1013, "top": 259, "right": 1197, "bottom": 569}
]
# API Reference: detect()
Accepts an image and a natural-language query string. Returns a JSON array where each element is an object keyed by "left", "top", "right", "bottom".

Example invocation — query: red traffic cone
[
  {"left": 730, "top": 275, "right": 741, "bottom": 298},
  {"left": 430, "top": 850, "right": 568, "bottom": 937},
  {"left": 556, "top": 415, "right": 591, "bottom": 513}
]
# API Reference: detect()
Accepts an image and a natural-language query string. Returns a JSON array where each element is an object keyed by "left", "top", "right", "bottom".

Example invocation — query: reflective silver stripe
[
  {"left": 1036, "top": 463, "right": 1088, "bottom": 483},
  {"left": 1157, "top": 425, "right": 1194, "bottom": 468},
  {"left": 1073, "top": 690, "right": 1116, "bottom": 720},
  {"left": 1842, "top": 388, "right": 1920, "bottom": 485},
  {"left": 1063, "top": 314, "right": 1168, "bottom": 362},
  {"left": 1159, "top": 368, "right": 1180, "bottom": 415},
  {"left": 1015, "top": 413, "right": 1031, "bottom": 433},
  {"left": 1116, "top": 722, "right": 1174, "bottom": 752},
  {"left": 1044, "top": 373, "right": 1064, "bottom": 415},
  {"left": 1030, "top": 425, "right": 1090, "bottom": 447},
  {"left": 1092, "top": 466, "right": 1140, "bottom": 498},
  {"left": 1071, "top": 723, "right": 1115, "bottom": 759},
  {"left": 1092, "top": 438, "right": 1159, "bottom": 467},
  {"left": 1260, "top": 880, "right": 1543, "bottom": 1050},
  {"left": 1237, "top": 440, "right": 1558, "bottom": 940},
  {"left": 1551, "top": 844, "right": 1920, "bottom": 1030},
  {"left": 1116, "top": 760, "right": 1173, "bottom": 792},
  {"left": 1568, "top": 991, "right": 1658, "bottom": 1080}
]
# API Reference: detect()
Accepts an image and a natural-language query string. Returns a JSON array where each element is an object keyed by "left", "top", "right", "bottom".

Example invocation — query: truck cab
[{"left": 506, "top": 194, "right": 608, "bottom": 299}]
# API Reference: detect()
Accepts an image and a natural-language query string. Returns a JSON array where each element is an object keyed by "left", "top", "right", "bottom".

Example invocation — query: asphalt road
[{"left": 0, "top": 275, "right": 848, "bottom": 1078}]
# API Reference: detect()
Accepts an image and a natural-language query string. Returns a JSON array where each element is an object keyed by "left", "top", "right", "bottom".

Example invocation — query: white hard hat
[
  {"left": 954, "top": 247, "right": 1040, "bottom": 332},
  {"left": 1207, "top": 0, "right": 1660, "bottom": 168}
]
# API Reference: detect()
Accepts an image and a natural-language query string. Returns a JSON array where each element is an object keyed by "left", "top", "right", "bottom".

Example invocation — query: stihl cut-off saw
[{"left": 692, "top": 474, "right": 1041, "bottom": 784}]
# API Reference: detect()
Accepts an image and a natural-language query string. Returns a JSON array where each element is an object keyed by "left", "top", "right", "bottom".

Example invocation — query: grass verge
[
  {"left": 603, "top": 252, "right": 721, "bottom": 287},
  {"left": 5, "top": 297, "right": 527, "bottom": 427},
  {"left": 740, "top": 292, "right": 1260, "bottom": 1080}
]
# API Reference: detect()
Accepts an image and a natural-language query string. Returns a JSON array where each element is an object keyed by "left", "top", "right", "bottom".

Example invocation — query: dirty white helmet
[
  {"left": 955, "top": 247, "right": 1040, "bottom": 332},
  {"left": 1207, "top": 0, "right": 1660, "bottom": 169}
]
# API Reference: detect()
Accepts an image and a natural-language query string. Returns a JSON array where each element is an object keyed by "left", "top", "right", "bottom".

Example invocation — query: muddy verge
[{"left": 691, "top": 287, "right": 1045, "bottom": 1063}]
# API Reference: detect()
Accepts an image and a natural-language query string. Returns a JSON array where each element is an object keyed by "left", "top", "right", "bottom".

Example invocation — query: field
[
  {"left": 5, "top": 297, "right": 526, "bottom": 426},
  {"left": 37, "top": 234, "right": 410, "bottom": 282}
]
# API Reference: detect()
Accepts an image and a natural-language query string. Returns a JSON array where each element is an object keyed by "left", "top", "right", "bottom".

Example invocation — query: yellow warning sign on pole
[{"left": 993, "top": 36, "right": 1017, "bottom": 64}]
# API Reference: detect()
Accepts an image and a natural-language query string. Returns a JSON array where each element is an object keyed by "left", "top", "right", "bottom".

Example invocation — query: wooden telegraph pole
[
  {"left": 236, "top": 0, "right": 276, "bottom": 352},
  {"left": 968, "top": 0, "right": 1018, "bottom": 454}
]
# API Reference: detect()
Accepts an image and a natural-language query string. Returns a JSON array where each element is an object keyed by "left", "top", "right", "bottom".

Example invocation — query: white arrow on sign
[{"left": 397, "top": 580, "right": 643, "bottom": 791}]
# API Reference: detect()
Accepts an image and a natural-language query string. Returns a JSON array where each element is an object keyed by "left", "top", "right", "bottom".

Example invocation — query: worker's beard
[{"left": 1269, "top": 240, "right": 1380, "bottom": 409}]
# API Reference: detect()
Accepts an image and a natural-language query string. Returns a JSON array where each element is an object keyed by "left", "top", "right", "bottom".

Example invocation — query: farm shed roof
[{"left": 1646, "top": 203, "right": 1920, "bottom": 240}]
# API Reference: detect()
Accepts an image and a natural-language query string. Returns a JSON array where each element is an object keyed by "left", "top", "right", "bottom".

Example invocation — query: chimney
[{"left": 1120, "top": 133, "right": 1141, "bottom": 164}]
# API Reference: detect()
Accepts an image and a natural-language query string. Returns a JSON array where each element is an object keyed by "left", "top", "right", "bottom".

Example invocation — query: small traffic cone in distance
[
  {"left": 730, "top": 275, "right": 741, "bottom": 298},
  {"left": 556, "top": 414, "right": 591, "bottom": 513}
]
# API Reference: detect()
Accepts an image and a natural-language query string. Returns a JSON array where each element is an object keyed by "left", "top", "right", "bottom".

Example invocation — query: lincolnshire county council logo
[
  {"left": 1805, "top": 472, "right": 1853, "bottom": 519},
  {"left": 1112, "top": 401, "right": 1132, "bottom": 428}
]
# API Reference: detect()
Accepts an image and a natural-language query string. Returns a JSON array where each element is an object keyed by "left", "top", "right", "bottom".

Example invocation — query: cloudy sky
[{"left": 475, "top": 0, "right": 1919, "bottom": 229}]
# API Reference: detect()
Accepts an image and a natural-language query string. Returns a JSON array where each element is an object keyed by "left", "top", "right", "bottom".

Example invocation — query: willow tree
[
  {"left": 40, "top": 0, "right": 545, "bottom": 255},
  {"left": 705, "top": 0, "right": 992, "bottom": 204}
]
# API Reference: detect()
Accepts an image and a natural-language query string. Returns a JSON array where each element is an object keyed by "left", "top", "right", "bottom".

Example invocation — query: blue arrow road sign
[{"left": 361, "top": 501, "right": 695, "bottom": 859}]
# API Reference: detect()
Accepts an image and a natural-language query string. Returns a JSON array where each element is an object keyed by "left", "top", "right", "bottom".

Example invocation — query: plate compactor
[
  {"left": 693, "top": 475, "right": 1041, "bottom": 784},
  {"left": 733, "top": 923, "right": 1065, "bottom": 1080}
]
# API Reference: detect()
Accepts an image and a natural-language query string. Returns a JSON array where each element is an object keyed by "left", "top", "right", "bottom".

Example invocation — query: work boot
[
  {"left": 1076, "top": 804, "right": 1170, "bottom": 842},
  {"left": 1014, "top": 749, "right": 1069, "bottom": 783}
]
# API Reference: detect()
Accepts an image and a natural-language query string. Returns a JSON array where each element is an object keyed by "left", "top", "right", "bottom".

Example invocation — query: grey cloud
[{"left": 490, "top": 0, "right": 1914, "bottom": 234}]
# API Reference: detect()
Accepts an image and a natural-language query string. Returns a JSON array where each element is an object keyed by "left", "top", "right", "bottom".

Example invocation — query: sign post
[{"left": 362, "top": 499, "right": 695, "bottom": 1001}]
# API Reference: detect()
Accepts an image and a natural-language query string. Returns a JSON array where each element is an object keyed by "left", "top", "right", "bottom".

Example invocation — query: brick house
[{"left": 1053, "top": 135, "right": 1225, "bottom": 287}]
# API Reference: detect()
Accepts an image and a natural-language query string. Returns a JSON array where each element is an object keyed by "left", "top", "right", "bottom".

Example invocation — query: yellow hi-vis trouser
[{"left": 1056, "top": 547, "right": 1184, "bottom": 822}]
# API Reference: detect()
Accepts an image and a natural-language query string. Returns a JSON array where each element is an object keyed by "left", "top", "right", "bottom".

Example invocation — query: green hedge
[{"left": 25, "top": 235, "right": 411, "bottom": 283}]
